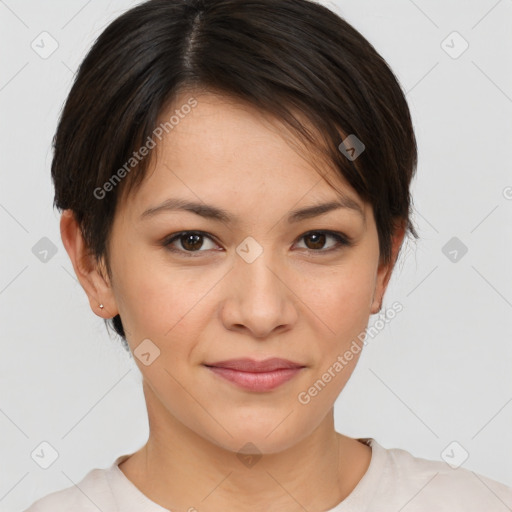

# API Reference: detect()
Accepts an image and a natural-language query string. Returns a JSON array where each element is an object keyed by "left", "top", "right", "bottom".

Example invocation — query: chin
[{"left": 197, "top": 415, "right": 317, "bottom": 457}]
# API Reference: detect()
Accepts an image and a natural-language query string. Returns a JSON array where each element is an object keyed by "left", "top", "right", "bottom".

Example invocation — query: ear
[
  {"left": 60, "top": 210, "right": 119, "bottom": 319},
  {"left": 370, "top": 219, "right": 406, "bottom": 315}
]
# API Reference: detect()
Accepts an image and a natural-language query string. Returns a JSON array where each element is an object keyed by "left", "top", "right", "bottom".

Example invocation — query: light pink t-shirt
[{"left": 23, "top": 438, "right": 512, "bottom": 511}]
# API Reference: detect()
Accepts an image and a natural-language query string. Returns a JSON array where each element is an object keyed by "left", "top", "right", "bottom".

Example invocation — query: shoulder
[
  {"left": 371, "top": 440, "right": 512, "bottom": 511},
  {"left": 22, "top": 467, "right": 115, "bottom": 511}
]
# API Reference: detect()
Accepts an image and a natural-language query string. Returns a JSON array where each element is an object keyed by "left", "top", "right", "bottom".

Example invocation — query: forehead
[
  {"left": 156, "top": 92, "right": 317, "bottom": 172},
  {"left": 121, "top": 91, "right": 364, "bottom": 217}
]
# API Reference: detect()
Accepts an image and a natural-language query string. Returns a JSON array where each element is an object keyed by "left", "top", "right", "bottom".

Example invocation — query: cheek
[
  {"left": 108, "top": 243, "right": 168, "bottom": 341},
  {"left": 298, "top": 261, "right": 375, "bottom": 341},
  {"left": 114, "top": 253, "right": 222, "bottom": 345}
]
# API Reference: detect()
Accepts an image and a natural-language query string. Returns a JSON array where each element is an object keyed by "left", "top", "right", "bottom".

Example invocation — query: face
[{"left": 69, "top": 91, "right": 402, "bottom": 455}]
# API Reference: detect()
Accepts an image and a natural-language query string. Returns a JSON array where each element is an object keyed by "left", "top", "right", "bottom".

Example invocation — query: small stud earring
[{"left": 99, "top": 304, "right": 104, "bottom": 309}]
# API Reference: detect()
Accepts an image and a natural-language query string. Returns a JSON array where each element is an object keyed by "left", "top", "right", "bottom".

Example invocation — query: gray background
[{"left": 1, "top": 0, "right": 511, "bottom": 510}]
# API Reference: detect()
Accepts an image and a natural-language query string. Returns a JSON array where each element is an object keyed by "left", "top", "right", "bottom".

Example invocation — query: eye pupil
[
  {"left": 182, "top": 233, "right": 203, "bottom": 251},
  {"left": 305, "top": 233, "right": 326, "bottom": 250}
]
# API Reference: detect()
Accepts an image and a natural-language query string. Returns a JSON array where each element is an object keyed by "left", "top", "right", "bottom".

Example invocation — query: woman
[{"left": 24, "top": 0, "right": 512, "bottom": 510}]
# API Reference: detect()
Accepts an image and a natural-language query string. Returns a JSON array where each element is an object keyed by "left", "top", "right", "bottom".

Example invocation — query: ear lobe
[{"left": 60, "top": 210, "right": 118, "bottom": 318}]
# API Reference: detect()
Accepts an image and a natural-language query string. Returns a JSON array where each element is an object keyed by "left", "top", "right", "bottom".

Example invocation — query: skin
[{"left": 61, "top": 91, "right": 405, "bottom": 512}]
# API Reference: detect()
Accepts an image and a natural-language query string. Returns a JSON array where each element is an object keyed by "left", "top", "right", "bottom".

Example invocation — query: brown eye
[
  {"left": 163, "top": 231, "right": 218, "bottom": 255},
  {"left": 304, "top": 232, "right": 327, "bottom": 250},
  {"left": 295, "top": 231, "right": 351, "bottom": 253},
  {"left": 180, "top": 233, "right": 204, "bottom": 251},
  {"left": 162, "top": 230, "right": 351, "bottom": 258}
]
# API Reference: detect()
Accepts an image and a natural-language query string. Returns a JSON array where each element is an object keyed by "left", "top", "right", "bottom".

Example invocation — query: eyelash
[{"left": 161, "top": 230, "right": 352, "bottom": 257}]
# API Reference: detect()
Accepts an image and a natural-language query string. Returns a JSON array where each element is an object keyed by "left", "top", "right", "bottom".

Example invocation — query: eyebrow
[{"left": 140, "top": 195, "right": 365, "bottom": 223}]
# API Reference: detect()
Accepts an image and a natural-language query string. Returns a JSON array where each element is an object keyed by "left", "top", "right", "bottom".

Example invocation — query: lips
[
  {"left": 203, "top": 358, "right": 306, "bottom": 392},
  {"left": 204, "top": 357, "right": 305, "bottom": 372}
]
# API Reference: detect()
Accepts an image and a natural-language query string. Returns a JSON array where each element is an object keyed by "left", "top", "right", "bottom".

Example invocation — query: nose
[{"left": 219, "top": 247, "right": 298, "bottom": 339}]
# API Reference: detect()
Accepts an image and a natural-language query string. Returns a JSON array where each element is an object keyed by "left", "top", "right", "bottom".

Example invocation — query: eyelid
[
  {"left": 162, "top": 230, "right": 220, "bottom": 256},
  {"left": 162, "top": 229, "right": 352, "bottom": 256}
]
